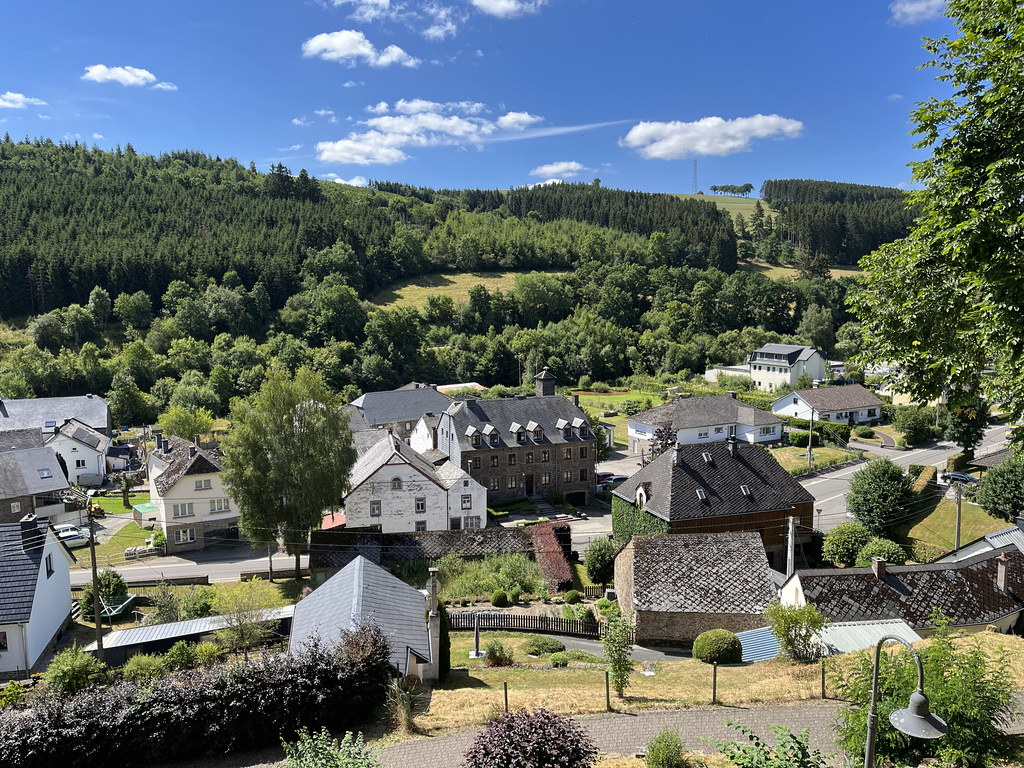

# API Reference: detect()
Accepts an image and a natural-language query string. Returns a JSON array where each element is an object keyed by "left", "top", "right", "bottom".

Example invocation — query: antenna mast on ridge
[{"left": 691, "top": 159, "right": 698, "bottom": 194}]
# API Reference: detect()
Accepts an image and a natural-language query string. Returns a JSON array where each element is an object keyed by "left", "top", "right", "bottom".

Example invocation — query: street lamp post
[{"left": 864, "top": 635, "right": 947, "bottom": 768}]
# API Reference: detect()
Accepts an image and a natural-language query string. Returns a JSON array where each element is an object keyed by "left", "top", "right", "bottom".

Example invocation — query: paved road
[{"left": 802, "top": 424, "right": 1007, "bottom": 533}]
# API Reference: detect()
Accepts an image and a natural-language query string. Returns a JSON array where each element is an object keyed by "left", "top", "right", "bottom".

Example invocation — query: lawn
[
  {"left": 88, "top": 492, "right": 150, "bottom": 516},
  {"left": 73, "top": 522, "right": 153, "bottom": 570},
  {"left": 674, "top": 194, "right": 769, "bottom": 219},
  {"left": 574, "top": 390, "right": 665, "bottom": 448},
  {"left": 891, "top": 486, "right": 1006, "bottom": 558},
  {"left": 736, "top": 260, "right": 863, "bottom": 282},
  {"left": 768, "top": 445, "right": 858, "bottom": 473},
  {"left": 370, "top": 270, "right": 565, "bottom": 309}
]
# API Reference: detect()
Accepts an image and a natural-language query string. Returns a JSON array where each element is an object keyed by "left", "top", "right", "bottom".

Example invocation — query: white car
[{"left": 53, "top": 523, "right": 89, "bottom": 548}]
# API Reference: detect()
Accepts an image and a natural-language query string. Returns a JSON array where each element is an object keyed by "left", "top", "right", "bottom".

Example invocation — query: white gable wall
[
  {"left": 771, "top": 394, "right": 880, "bottom": 425},
  {"left": 345, "top": 461, "right": 448, "bottom": 533},
  {"left": 48, "top": 433, "right": 105, "bottom": 485},
  {"left": 149, "top": 455, "right": 237, "bottom": 552}
]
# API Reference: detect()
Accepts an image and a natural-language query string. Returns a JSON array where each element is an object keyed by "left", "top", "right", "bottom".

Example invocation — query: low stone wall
[{"left": 635, "top": 610, "right": 766, "bottom": 648}]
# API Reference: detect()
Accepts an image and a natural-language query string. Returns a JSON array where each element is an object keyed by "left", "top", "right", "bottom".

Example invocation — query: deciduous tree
[{"left": 845, "top": 458, "right": 912, "bottom": 535}]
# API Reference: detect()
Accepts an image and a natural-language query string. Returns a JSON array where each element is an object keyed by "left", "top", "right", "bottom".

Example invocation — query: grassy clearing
[
  {"left": 893, "top": 491, "right": 1006, "bottom": 554},
  {"left": 674, "top": 194, "right": 768, "bottom": 219},
  {"left": 768, "top": 446, "right": 856, "bottom": 473},
  {"left": 0, "top": 319, "right": 31, "bottom": 344},
  {"left": 88, "top": 492, "right": 150, "bottom": 516},
  {"left": 371, "top": 270, "right": 565, "bottom": 309},
  {"left": 574, "top": 390, "right": 662, "bottom": 448},
  {"left": 736, "top": 260, "right": 863, "bottom": 282},
  {"left": 74, "top": 522, "right": 152, "bottom": 570}
]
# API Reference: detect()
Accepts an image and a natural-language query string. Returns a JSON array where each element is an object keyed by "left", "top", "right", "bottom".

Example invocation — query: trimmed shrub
[
  {"left": 854, "top": 426, "right": 875, "bottom": 439},
  {"left": 855, "top": 538, "right": 908, "bottom": 567},
  {"left": 549, "top": 652, "right": 568, "bottom": 668},
  {"left": 462, "top": 709, "right": 598, "bottom": 768},
  {"left": 584, "top": 537, "right": 618, "bottom": 588},
  {"left": 508, "top": 587, "right": 521, "bottom": 605},
  {"left": 121, "top": 653, "right": 167, "bottom": 683},
  {"left": 483, "top": 640, "right": 514, "bottom": 667},
  {"left": 525, "top": 636, "right": 565, "bottom": 656},
  {"left": 42, "top": 645, "right": 106, "bottom": 694},
  {"left": 563, "top": 589, "right": 582, "bottom": 605},
  {"left": 691, "top": 629, "right": 742, "bottom": 665},
  {"left": 789, "top": 430, "right": 821, "bottom": 448},
  {"left": 565, "top": 649, "right": 602, "bottom": 663},
  {"left": 545, "top": 490, "right": 565, "bottom": 506},
  {"left": 911, "top": 465, "right": 938, "bottom": 495},
  {"left": 490, "top": 589, "right": 509, "bottom": 607},
  {"left": 822, "top": 521, "right": 873, "bottom": 567},
  {"left": 0, "top": 627, "right": 391, "bottom": 768},
  {"left": 164, "top": 640, "right": 198, "bottom": 671},
  {"left": 645, "top": 728, "right": 693, "bottom": 768}
]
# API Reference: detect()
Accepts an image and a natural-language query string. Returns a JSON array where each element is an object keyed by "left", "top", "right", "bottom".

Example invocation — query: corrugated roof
[
  {"left": 85, "top": 605, "right": 295, "bottom": 651},
  {"left": 818, "top": 619, "right": 921, "bottom": 656},
  {"left": 289, "top": 556, "right": 430, "bottom": 674},
  {"left": 735, "top": 626, "right": 780, "bottom": 662}
]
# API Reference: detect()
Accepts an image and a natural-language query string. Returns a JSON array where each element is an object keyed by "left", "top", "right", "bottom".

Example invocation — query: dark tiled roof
[
  {"left": 0, "top": 395, "right": 110, "bottom": 434},
  {"left": 49, "top": 418, "right": 110, "bottom": 452},
  {"left": 152, "top": 436, "right": 224, "bottom": 495},
  {"left": 795, "top": 549, "right": 1024, "bottom": 629},
  {"left": 347, "top": 434, "right": 446, "bottom": 494},
  {"left": 310, "top": 527, "right": 535, "bottom": 570},
  {"left": 0, "top": 429, "right": 44, "bottom": 452},
  {"left": 349, "top": 388, "right": 452, "bottom": 428},
  {"left": 443, "top": 395, "right": 594, "bottom": 452},
  {"left": 0, "top": 447, "right": 68, "bottom": 502},
  {"left": 782, "top": 384, "right": 883, "bottom": 412},
  {"left": 632, "top": 395, "right": 781, "bottom": 430},
  {"left": 972, "top": 448, "right": 1011, "bottom": 469},
  {"left": 749, "top": 344, "right": 820, "bottom": 365},
  {"left": 612, "top": 442, "right": 814, "bottom": 523},
  {"left": 0, "top": 520, "right": 52, "bottom": 623},
  {"left": 626, "top": 533, "right": 776, "bottom": 614}
]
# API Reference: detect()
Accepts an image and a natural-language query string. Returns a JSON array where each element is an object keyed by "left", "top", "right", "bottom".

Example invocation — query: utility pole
[
  {"left": 786, "top": 515, "right": 796, "bottom": 577},
  {"left": 89, "top": 520, "right": 104, "bottom": 663},
  {"left": 954, "top": 483, "right": 963, "bottom": 550}
]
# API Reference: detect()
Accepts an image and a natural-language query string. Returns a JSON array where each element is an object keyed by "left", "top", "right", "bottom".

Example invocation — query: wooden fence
[{"left": 449, "top": 611, "right": 630, "bottom": 641}]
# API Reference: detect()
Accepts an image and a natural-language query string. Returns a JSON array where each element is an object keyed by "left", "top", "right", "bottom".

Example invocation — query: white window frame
[
  {"left": 210, "top": 498, "right": 230, "bottom": 512},
  {"left": 415, "top": 497, "right": 426, "bottom": 514},
  {"left": 75, "top": 459, "right": 87, "bottom": 469},
  {"left": 461, "top": 494, "right": 472, "bottom": 510},
  {"left": 698, "top": 430, "right": 709, "bottom": 439},
  {"left": 172, "top": 503, "right": 194, "bottom": 518},
  {"left": 174, "top": 528, "right": 196, "bottom": 544},
  {"left": 759, "top": 426, "right": 777, "bottom": 436},
  {"left": 370, "top": 500, "right": 382, "bottom": 517},
  {"left": 391, "top": 477, "right": 403, "bottom": 490},
  {"left": 415, "top": 520, "right": 427, "bottom": 532},
  {"left": 10, "top": 501, "right": 20, "bottom": 515},
  {"left": 464, "top": 516, "right": 481, "bottom": 530},
  {"left": 194, "top": 478, "right": 212, "bottom": 491}
]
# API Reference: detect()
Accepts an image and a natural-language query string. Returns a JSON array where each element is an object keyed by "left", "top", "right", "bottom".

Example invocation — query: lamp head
[{"left": 889, "top": 690, "right": 947, "bottom": 740}]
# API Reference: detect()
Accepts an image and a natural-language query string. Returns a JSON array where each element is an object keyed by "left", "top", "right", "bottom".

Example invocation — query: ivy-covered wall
[{"left": 612, "top": 495, "right": 670, "bottom": 540}]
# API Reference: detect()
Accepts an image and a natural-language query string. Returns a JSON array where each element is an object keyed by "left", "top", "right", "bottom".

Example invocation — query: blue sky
[{"left": 1, "top": 0, "right": 953, "bottom": 194}]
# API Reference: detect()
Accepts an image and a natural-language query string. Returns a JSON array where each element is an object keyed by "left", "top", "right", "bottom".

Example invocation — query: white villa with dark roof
[
  {"left": 0, "top": 445, "right": 73, "bottom": 526},
  {"left": 343, "top": 433, "right": 487, "bottom": 533},
  {"left": 145, "top": 434, "right": 239, "bottom": 553},
  {"left": 627, "top": 393, "right": 783, "bottom": 455},
  {"left": 747, "top": 344, "right": 827, "bottom": 392},
  {"left": 45, "top": 418, "right": 110, "bottom": 486},
  {"left": 770, "top": 384, "right": 883, "bottom": 425}
]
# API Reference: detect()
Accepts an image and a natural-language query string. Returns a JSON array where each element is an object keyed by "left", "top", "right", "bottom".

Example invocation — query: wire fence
[{"left": 449, "top": 611, "right": 631, "bottom": 642}]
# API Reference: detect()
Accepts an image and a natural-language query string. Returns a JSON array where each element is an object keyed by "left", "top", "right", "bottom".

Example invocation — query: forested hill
[
  {"left": 0, "top": 137, "right": 738, "bottom": 319},
  {"left": 759, "top": 179, "right": 918, "bottom": 266}
]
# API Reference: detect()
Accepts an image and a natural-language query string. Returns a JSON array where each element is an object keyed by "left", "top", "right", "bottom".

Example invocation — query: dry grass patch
[
  {"left": 768, "top": 446, "right": 855, "bottom": 473},
  {"left": 597, "top": 756, "right": 732, "bottom": 768},
  {"left": 371, "top": 270, "right": 565, "bottom": 309}
]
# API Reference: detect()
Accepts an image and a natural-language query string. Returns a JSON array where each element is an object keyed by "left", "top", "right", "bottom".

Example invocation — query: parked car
[
  {"left": 53, "top": 523, "right": 89, "bottom": 548},
  {"left": 595, "top": 471, "right": 613, "bottom": 482},
  {"left": 606, "top": 474, "right": 628, "bottom": 485},
  {"left": 942, "top": 471, "right": 980, "bottom": 485}
]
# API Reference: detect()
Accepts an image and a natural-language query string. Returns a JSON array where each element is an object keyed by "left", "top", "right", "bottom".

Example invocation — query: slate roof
[
  {"left": 289, "top": 556, "right": 431, "bottom": 673},
  {"left": 47, "top": 418, "right": 110, "bottom": 453},
  {"left": 612, "top": 442, "right": 814, "bottom": 523},
  {"left": 349, "top": 387, "right": 452, "bottom": 428},
  {"left": 0, "top": 395, "right": 110, "bottom": 435},
  {"left": 347, "top": 434, "right": 448, "bottom": 495},
  {"left": 632, "top": 395, "right": 782, "bottom": 430},
  {"left": 352, "top": 428, "right": 390, "bottom": 457},
  {"left": 0, "top": 520, "right": 68, "bottom": 624},
  {"left": 0, "top": 429, "right": 44, "bottom": 452},
  {"left": 972, "top": 448, "right": 1011, "bottom": 469},
  {"left": 793, "top": 549, "right": 1024, "bottom": 629},
  {"left": 777, "top": 384, "right": 883, "bottom": 412},
  {"left": 0, "top": 447, "right": 68, "bottom": 501},
  {"left": 310, "top": 527, "right": 535, "bottom": 571},
  {"left": 151, "top": 436, "right": 225, "bottom": 496},
  {"left": 748, "top": 344, "right": 820, "bottom": 365},
  {"left": 625, "top": 533, "right": 776, "bottom": 614},
  {"left": 443, "top": 395, "right": 595, "bottom": 452}
]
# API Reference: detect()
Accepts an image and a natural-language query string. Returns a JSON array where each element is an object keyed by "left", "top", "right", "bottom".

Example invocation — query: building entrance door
[{"left": 525, "top": 474, "right": 534, "bottom": 495}]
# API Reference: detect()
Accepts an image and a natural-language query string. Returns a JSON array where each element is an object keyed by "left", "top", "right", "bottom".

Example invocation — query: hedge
[
  {"left": 911, "top": 465, "right": 938, "bottom": 496},
  {"left": 946, "top": 453, "right": 968, "bottom": 472},
  {"left": 531, "top": 522, "right": 573, "bottom": 591},
  {"left": 0, "top": 628, "right": 391, "bottom": 768}
]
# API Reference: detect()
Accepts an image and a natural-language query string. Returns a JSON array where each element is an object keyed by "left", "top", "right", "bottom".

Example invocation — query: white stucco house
[
  {"left": 144, "top": 434, "right": 239, "bottom": 553},
  {"left": 343, "top": 433, "right": 488, "bottom": 533},
  {"left": 627, "top": 393, "right": 783, "bottom": 455},
  {"left": 770, "top": 384, "right": 883, "bottom": 426},
  {"left": 45, "top": 418, "right": 110, "bottom": 486},
  {"left": 0, "top": 514, "right": 75, "bottom": 676},
  {"left": 747, "top": 344, "right": 827, "bottom": 392}
]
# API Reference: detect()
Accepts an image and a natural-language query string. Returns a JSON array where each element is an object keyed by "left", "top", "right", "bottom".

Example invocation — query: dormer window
[
  {"left": 696, "top": 489, "right": 707, "bottom": 501},
  {"left": 472, "top": 434, "right": 481, "bottom": 446},
  {"left": 517, "top": 430, "right": 525, "bottom": 442},
  {"left": 534, "top": 428, "right": 542, "bottom": 440},
  {"left": 740, "top": 484, "right": 752, "bottom": 497},
  {"left": 391, "top": 477, "right": 403, "bottom": 490},
  {"left": 579, "top": 424, "right": 589, "bottom": 437},
  {"left": 563, "top": 427, "right": 572, "bottom": 439},
  {"left": 490, "top": 433, "right": 498, "bottom": 445}
]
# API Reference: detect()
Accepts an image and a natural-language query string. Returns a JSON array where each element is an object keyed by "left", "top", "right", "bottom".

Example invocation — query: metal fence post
[
  {"left": 712, "top": 662, "right": 718, "bottom": 705},
  {"left": 504, "top": 681, "right": 508, "bottom": 713},
  {"left": 605, "top": 670, "right": 611, "bottom": 711},
  {"left": 820, "top": 657, "right": 826, "bottom": 699}
]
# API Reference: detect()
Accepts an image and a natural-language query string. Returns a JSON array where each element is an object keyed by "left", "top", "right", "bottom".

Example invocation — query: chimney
[
  {"left": 189, "top": 446, "right": 197, "bottom": 458},
  {"left": 674, "top": 442, "right": 684, "bottom": 467},
  {"left": 194, "top": 434, "right": 201, "bottom": 447},
  {"left": 20, "top": 513, "right": 40, "bottom": 552},
  {"left": 572, "top": 394, "right": 580, "bottom": 407},
  {"left": 727, "top": 390, "right": 737, "bottom": 399},
  {"left": 997, "top": 551, "right": 1009, "bottom": 592},
  {"left": 726, "top": 435, "right": 737, "bottom": 457},
  {"left": 534, "top": 366, "right": 556, "bottom": 397},
  {"left": 871, "top": 556, "right": 886, "bottom": 580}
]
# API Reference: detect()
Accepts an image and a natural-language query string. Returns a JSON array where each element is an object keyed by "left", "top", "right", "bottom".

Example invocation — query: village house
[
  {"left": 747, "top": 344, "right": 828, "bottom": 392},
  {"left": 0, "top": 514, "right": 75, "bottom": 676},
  {"left": 346, "top": 383, "right": 453, "bottom": 445},
  {"left": 144, "top": 433, "right": 239, "bottom": 553},
  {"left": 413, "top": 368, "right": 596, "bottom": 506},
  {"left": 770, "top": 383, "right": 883, "bottom": 426},
  {"left": 340, "top": 432, "right": 487, "bottom": 534},
  {"left": 0, "top": 394, "right": 111, "bottom": 437},
  {"left": 0, "top": 445, "right": 73, "bottom": 526},
  {"left": 44, "top": 418, "right": 110, "bottom": 486},
  {"left": 627, "top": 392, "right": 783, "bottom": 456},
  {"left": 614, "top": 532, "right": 776, "bottom": 647},
  {"left": 611, "top": 439, "right": 815, "bottom": 567}
]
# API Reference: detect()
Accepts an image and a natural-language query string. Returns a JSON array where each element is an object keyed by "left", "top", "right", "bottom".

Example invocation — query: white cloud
[
  {"left": 367, "top": 101, "right": 390, "bottom": 114},
  {"left": 395, "top": 98, "right": 442, "bottom": 114},
  {"left": 316, "top": 131, "right": 411, "bottom": 165},
  {"left": 887, "top": 93, "right": 904, "bottom": 101},
  {"left": 888, "top": 0, "right": 944, "bottom": 25},
  {"left": 496, "top": 111, "right": 542, "bottom": 131},
  {"left": 530, "top": 160, "right": 584, "bottom": 178},
  {"left": 292, "top": 116, "right": 311, "bottom": 126},
  {"left": 475, "top": 49, "right": 484, "bottom": 57},
  {"left": 620, "top": 114, "right": 803, "bottom": 159},
  {"left": 81, "top": 65, "right": 157, "bottom": 87},
  {"left": 93, "top": 133, "right": 104, "bottom": 139},
  {"left": 38, "top": 114, "right": 51, "bottom": 120},
  {"left": 315, "top": 109, "right": 335, "bottom": 116},
  {"left": 0, "top": 91, "right": 47, "bottom": 109},
  {"left": 331, "top": 0, "right": 393, "bottom": 23},
  {"left": 281, "top": 144, "right": 303, "bottom": 151},
  {"left": 471, "top": 0, "right": 545, "bottom": 18},
  {"left": 302, "top": 30, "right": 420, "bottom": 68},
  {"left": 323, "top": 172, "right": 369, "bottom": 186},
  {"left": 527, "top": 177, "right": 564, "bottom": 188},
  {"left": 152, "top": 82, "right": 178, "bottom": 91},
  {"left": 423, "top": 3, "right": 463, "bottom": 40},
  {"left": 344, "top": 80, "right": 360, "bottom": 88}
]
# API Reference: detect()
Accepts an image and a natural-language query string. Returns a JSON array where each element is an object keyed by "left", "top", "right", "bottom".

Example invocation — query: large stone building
[{"left": 413, "top": 369, "right": 596, "bottom": 506}]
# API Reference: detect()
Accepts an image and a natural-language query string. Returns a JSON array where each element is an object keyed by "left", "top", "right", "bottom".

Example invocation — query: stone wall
[
  {"left": 613, "top": 539, "right": 636, "bottom": 620},
  {"left": 635, "top": 610, "right": 766, "bottom": 647}
]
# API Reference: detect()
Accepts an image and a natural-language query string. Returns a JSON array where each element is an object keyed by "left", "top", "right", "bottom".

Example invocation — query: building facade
[
  {"left": 770, "top": 384, "right": 883, "bottom": 425},
  {"left": 747, "top": 344, "right": 827, "bottom": 392}
]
